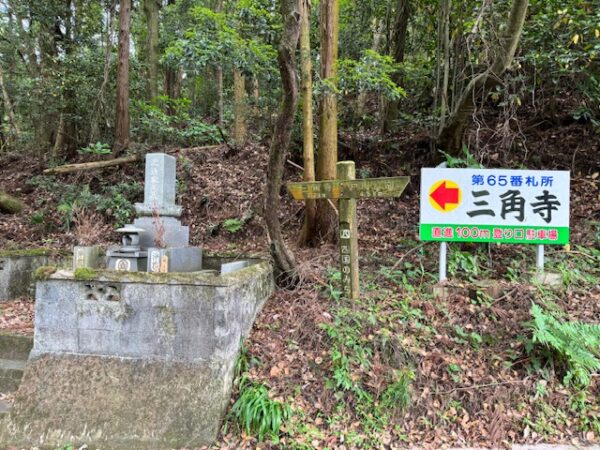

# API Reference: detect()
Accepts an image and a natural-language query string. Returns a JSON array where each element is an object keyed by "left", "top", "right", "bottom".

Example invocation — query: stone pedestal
[
  {"left": 147, "top": 247, "right": 202, "bottom": 273},
  {"left": 73, "top": 246, "right": 101, "bottom": 270}
]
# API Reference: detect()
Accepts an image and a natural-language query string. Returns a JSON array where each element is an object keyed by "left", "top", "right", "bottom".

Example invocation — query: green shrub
[
  {"left": 526, "top": 304, "right": 600, "bottom": 387},
  {"left": 78, "top": 142, "right": 111, "bottom": 155},
  {"left": 222, "top": 218, "right": 244, "bottom": 234},
  {"left": 133, "top": 97, "right": 221, "bottom": 147}
]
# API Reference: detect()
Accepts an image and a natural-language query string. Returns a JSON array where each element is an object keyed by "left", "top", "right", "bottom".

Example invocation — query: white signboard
[{"left": 420, "top": 168, "right": 570, "bottom": 245}]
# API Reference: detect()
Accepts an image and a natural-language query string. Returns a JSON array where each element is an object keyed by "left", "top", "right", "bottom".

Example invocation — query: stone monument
[
  {"left": 106, "top": 153, "right": 201, "bottom": 273},
  {"left": 134, "top": 152, "right": 188, "bottom": 248}
]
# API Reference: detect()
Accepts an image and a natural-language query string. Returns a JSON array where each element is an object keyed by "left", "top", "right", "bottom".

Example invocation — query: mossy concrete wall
[
  {"left": 0, "top": 258, "right": 274, "bottom": 449},
  {"left": 0, "top": 253, "right": 51, "bottom": 300}
]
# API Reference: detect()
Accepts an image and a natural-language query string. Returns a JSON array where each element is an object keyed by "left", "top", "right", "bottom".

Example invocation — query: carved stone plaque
[
  {"left": 115, "top": 259, "right": 131, "bottom": 272},
  {"left": 84, "top": 283, "right": 121, "bottom": 302}
]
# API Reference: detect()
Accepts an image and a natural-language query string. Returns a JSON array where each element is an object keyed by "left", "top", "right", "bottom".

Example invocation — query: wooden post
[{"left": 337, "top": 161, "right": 359, "bottom": 299}]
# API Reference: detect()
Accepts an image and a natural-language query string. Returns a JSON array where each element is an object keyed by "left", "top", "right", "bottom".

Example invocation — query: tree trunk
[
  {"left": 216, "top": 67, "right": 224, "bottom": 124},
  {"left": 357, "top": 18, "right": 384, "bottom": 119},
  {"left": 265, "top": 0, "right": 301, "bottom": 286},
  {"left": 436, "top": 0, "right": 529, "bottom": 155},
  {"left": 438, "top": 0, "right": 451, "bottom": 129},
  {"left": 143, "top": 0, "right": 160, "bottom": 99},
  {"left": 382, "top": 0, "right": 411, "bottom": 132},
  {"left": 164, "top": 68, "right": 181, "bottom": 115},
  {"left": 233, "top": 68, "right": 247, "bottom": 148},
  {"left": 52, "top": 113, "right": 65, "bottom": 158},
  {"left": 90, "top": 1, "right": 116, "bottom": 142},
  {"left": 297, "top": 0, "right": 317, "bottom": 246},
  {"left": 114, "top": 0, "right": 131, "bottom": 155},
  {"left": 0, "top": 67, "right": 20, "bottom": 139},
  {"left": 214, "top": 0, "right": 225, "bottom": 125},
  {"left": 252, "top": 76, "right": 260, "bottom": 117},
  {"left": 315, "top": 0, "right": 340, "bottom": 242},
  {"left": 164, "top": 0, "right": 179, "bottom": 116}
]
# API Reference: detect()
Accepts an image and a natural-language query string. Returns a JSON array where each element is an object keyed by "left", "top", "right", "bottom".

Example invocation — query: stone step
[
  {"left": 0, "top": 358, "right": 26, "bottom": 392},
  {"left": 0, "top": 334, "right": 32, "bottom": 361}
]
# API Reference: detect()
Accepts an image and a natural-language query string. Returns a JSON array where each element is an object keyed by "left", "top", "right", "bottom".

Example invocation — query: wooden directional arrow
[{"left": 287, "top": 177, "right": 410, "bottom": 201}]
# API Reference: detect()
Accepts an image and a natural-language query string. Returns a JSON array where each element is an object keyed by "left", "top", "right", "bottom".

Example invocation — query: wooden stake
[{"left": 337, "top": 161, "right": 359, "bottom": 299}]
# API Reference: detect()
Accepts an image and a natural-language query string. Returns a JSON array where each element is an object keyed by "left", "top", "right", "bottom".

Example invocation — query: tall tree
[
  {"left": 164, "top": 0, "right": 180, "bottom": 115},
  {"left": 265, "top": 0, "right": 301, "bottom": 285},
  {"left": 144, "top": 0, "right": 161, "bottom": 99},
  {"left": 436, "top": 0, "right": 529, "bottom": 154},
  {"left": 233, "top": 68, "right": 247, "bottom": 148},
  {"left": 114, "top": 0, "right": 131, "bottom": 155},
  {"left": 298, "top": 0, "right": 316, "bottom": 246},
  {"left": 0, "top": 67, "right": 20, "bottom": 140},
  {"left": 315, "top": 0, "right": 340, "bottom": 242},
  {"left": 214, "top": 0, "right": 225, "bottom": 125}
]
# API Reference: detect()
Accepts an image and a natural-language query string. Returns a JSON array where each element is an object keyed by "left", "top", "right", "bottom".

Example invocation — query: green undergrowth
[
  {"left": 304, "top": 242, "right": 600, "bottom": 446},
  {"left": 317, "top": 268, "right": 421, "bottom": 446},
  {"left": 526, "top": 303, "right": 600, "bottom": 387}
]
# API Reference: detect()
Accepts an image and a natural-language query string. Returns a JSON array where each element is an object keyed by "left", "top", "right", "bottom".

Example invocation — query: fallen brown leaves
[{"left": 0, "top": 297, "right": 34, "bottom": 336}]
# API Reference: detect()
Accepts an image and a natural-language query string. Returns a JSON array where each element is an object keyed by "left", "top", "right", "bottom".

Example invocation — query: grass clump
[
  {"left": 230, "top": 376, "right": 291, "bottom": 441},
  {"left": 526, "top": 303, "right": 600, "bottom": 387}
]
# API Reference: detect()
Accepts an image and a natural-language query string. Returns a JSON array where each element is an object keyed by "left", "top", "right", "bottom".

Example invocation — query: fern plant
[
  {"left": 526, "top": 304, "right": 600, "bottom": 387},
  {"left": 230, "top": 376, "right": 291, "bottom": 441}
]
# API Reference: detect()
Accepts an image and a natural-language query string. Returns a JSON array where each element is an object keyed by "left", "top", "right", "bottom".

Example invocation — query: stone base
[
  {"left": 133, "top": 217, "right": 190, "bottom": 249},
  {"left": 147, "top": 247, "right": 203, "bottom": 273},
  {"left": 531, "top": 270, "right": 563, "bottom": 287},
  {"left": 429, "top": 282, "right": 466, "bottom": 299},
  {"left": 106, "top": 251, "right": 148, "bottom": 272},
  {"left": 0, "top": 354, "right": 234, "bottom": 449}
]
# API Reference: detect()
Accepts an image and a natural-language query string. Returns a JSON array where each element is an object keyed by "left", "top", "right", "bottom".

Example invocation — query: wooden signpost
[{"left": 288, "top": 161, "right": 409, "bottom": 299}]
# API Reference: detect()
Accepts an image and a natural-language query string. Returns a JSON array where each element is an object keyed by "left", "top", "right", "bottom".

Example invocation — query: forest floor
[{"left": 0, "top": 107, "right": 599, "bottom": 449}]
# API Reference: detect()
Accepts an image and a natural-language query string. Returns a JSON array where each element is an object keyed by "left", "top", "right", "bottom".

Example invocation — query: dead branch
[{"left": 43, "top": 154, "right": 141, "bottom": 175}]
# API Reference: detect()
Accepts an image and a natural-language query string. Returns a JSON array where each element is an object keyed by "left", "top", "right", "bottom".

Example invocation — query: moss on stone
[
  {"left": 0, "top": 248, "right": 54, "bottom": 258},
  {"left": 74, "top": 267, "right": 98, "bottom": 280},
  {"left": 34, "top": 266, "right": 58, "bottom": 281}
]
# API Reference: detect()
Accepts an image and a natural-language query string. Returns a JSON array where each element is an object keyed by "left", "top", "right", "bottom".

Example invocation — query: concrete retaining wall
[
  {"left": 0, "top": 253, "right": 50, "bottom": 300},
  {"left": 0, "top": 258, "right": 274, "bottom": 449}
]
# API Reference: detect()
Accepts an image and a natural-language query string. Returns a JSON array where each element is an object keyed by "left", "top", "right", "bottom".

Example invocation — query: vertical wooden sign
[{"left": 337, "top": 162, "right": 360, "bottom": 299}]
